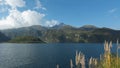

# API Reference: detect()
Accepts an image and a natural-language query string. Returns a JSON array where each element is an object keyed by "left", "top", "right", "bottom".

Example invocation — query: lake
[{"left": 0, "top": 43, "right": 118, "bottom": 68}]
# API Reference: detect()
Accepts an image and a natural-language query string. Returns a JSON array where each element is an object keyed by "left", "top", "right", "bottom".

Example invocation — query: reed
[
  {"left": 97, "top": 40, "right": 120, "bottom": 68},
  {"left": 56, "top": 64, "right": 59, "bottom": 68},
  {"left": 89, "top": 57, "right": 97, "bottom": 68},
  {"left": 75, "top": 51, "right": 85, "bottom": 68},
  {"left": 56, "top": 40, "right": 120, "bottom": 68},
  {"left": 70, "top": 59, "right": 74, "bottom": 68},
  {"left": 103, "top": 41, "right": 112, "bottom": 68}
]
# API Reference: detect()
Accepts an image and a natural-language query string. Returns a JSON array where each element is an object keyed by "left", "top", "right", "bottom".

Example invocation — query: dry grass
[
  {"left": 89, "top": 57, "right": 97, "bottom": 68},
  {"left": 75, "top": 51, "right": 85, "bottom": 68},
  {"left": 56, "top": 40, "right": 120, "bottom": 68},
  {"left": 56, "top": 64, "right": 59, "bottom": 68}
]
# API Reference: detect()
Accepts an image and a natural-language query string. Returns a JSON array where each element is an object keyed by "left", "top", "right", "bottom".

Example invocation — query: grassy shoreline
[{"left": 57, "top": 40, "right": 120, "bottom": 68}]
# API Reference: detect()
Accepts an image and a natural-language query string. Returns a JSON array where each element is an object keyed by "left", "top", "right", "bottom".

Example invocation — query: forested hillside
[{"left": 1, "top": 24, "right": 120, "bottom": 43}]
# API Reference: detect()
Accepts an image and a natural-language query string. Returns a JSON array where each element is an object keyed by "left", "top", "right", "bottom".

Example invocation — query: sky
[{"left": 0, "top": 0, "right": 120, "bottom": 30}]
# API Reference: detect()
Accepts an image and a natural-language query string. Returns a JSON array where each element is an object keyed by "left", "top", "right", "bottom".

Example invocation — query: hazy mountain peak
[
  {"left": 52, "top": 23, "right": 67, "bottom": 29},
  {"left": 80, "top": 25, "right": 98, "bottom": 31},
  {"left": 81, "top": 25, "right": 97, "bottom": 28},
  {"left": 55, "top": 23, "right": 66, "bottom": 26}
]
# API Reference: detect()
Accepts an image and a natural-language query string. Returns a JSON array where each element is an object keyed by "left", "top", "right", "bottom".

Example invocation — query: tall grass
[
  {"left": 56, "top": 64, "right": 59, "bottom": 68},
  {"left": 75, "top": 51, "right": 85, "bottom": 68},
  {"left": 70, "top": 59, "right": 73, "bottom": 68},
  {"left": 89, "top": 57, "right": 97, "bottom": 68},
  {"left": 56, "top": 40, "right": 120, "bottom": 68}
]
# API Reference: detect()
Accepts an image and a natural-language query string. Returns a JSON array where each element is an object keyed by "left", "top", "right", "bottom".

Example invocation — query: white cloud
[
  {"left": 45, "top": 20, "right": 59, "bottom": 27},
  {"left": 34, "top": 0, "right": 46, "bottom": 10},
  {"left": 109, "top": 8, "right": 117, "bottom": 13},
  {"left": 0, "top": 0, "right": 25, "bottom": 13},
  {"left": 0, "top": 0, "right": 8, "bottom": 13},
  {"left": 0, "top": 9, "right": 45, "bottom": 29},
  {"left": 0, "top": 0, "right": 59, "bottom": 30},
  {"left": 0, "top": 0, "right": 4, "bottom": 5},
  {"left": 5, "top": 0, "right": 25, "bottom": 9},
  {"left": 21, "top": 10, "right": 45, "bottom": 26}
]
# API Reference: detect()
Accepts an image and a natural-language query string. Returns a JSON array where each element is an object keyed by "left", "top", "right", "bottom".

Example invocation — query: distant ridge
[
  {"left": 0, "top": 23, "right": 120, "bottom": 43},
  {"left": 0, "top": 32, "right": 10, "bottom": 42},
  {"left": 79, "top": 25, "right": 98, "bottom": 31},
  {"left": 52, "top": 23, "right": 68, "bottom": 29}
]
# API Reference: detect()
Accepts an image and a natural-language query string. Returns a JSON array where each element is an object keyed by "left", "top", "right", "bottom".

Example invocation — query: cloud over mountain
[
  {"left": 0, "top": 0, "right": 59, "bottom": 30},
  {"left": 45, "top": 20, "right": 59, "bottom": 27},
  {"left": 0, "top": 9, "right": 45, "bottom": 29}
]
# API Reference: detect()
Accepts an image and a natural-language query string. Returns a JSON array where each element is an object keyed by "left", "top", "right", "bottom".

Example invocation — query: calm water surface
[{"left": 0, "top": 43, "right": 118, "bottom": 68}]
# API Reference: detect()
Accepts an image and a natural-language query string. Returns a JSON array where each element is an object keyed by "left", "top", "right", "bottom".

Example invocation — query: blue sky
[
  {"left": 0, "top": 0, "right": 120, "bottom": 29},
  {"left": 43, "top": 0, "right": 120, "bottom": 29}
]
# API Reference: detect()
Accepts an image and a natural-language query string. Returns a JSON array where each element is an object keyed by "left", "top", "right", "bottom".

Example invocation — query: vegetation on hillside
[
  {"left": 9, "top": 36, "right": 45, "bottom": 43},
  {"left": 1, "top": 24, "right": 120, "bottom": 43},
  {"left": 0, "top": 32, "right": 10, "bottom": 42}
]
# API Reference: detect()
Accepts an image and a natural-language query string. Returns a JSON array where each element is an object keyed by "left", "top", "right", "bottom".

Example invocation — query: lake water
[{"left": 0, "top": 43, "right": 118, "bottom": 68}]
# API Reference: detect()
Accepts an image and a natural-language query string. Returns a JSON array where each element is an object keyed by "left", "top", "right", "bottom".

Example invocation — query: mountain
[
  {"left": 1, "top": 25, "right": 47, "bottom": 38},
  {"left": 9, "top": 36, "right": 45, "bottom": 43},
  {"left": 1, "top": 23, "right": 120, "bottom": 43},
  {"left": 0, "top": 32, "right": 10, "bottom": 42},
  {"left": 79, "top": 25, "right": 98, "bottom": 31},
  {"left": 51, "top": 23, "right": 76, "bottom": 30},
  {"left": 52, "top": 23, "right": 66, "bottom": 29}
]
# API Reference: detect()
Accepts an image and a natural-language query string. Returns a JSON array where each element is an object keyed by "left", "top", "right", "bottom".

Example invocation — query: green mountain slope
[
  {"left": 9, "top": 36, "right": 45, "bottom": 43},
  {"left": 0, "top": 32, "right": 10, "bottom": 42},
  {"left": 1, "top": 24, "right": 120, "bottom": 43}
]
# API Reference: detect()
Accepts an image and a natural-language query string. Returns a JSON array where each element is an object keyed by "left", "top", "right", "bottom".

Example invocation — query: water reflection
[{"left": 0, "top": 43, "right": 117, "bottom": 68}]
